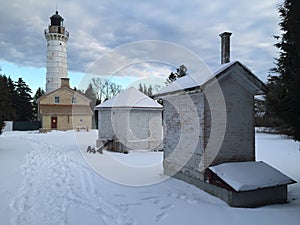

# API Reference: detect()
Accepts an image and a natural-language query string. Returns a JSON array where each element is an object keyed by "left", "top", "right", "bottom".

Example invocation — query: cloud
[{"left": 0, "top": 0, "right": 281, "bottom": 82}]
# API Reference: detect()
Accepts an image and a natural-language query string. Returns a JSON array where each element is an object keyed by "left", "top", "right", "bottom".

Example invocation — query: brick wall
[{"left": 162, "top": 91, "right": 205, "bottom": 180}]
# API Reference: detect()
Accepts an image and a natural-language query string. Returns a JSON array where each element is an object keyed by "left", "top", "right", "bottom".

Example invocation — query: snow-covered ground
[{"left": 0, "top": 130, "right": 299, "bottom": 225}]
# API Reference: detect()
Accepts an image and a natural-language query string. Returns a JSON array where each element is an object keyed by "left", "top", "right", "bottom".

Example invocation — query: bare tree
[
  {"left": 90, "top": 78, "right": 122, "bottom": 103},
  {"left": 110, "top": 82, "right": 122, "bottom": 97},
  {"left": 166, "top": 65, "right": 188, "bottom": 84}
]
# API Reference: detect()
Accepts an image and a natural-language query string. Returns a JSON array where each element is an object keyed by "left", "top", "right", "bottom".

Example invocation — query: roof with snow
[
  {"left": 209, "top": 161, "right": 296, "bottom": 192},
  {"left": 95, "top": 86, "right": 162, "bottom": 109},
  {"left": 154, "top": 61, "right": 267, "bottom": 97}
]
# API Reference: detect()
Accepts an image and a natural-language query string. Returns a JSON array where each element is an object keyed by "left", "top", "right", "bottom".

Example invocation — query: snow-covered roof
[
  {"left": 154, "top": 61, "right": 266, "bottom": 96},
  {"left": 209, "top": 161, "right": 296, "bottom": 192},
  {"left": 95, "top": 86, "right": 162, "bottom": 109}
]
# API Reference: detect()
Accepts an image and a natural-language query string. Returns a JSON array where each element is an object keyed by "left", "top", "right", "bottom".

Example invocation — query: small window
[
  {"left": 54, "top": 96, "right": 60, "bottom": 103},
  {"left": 72, "top": 97, "right": 77, "bottom": 104}
]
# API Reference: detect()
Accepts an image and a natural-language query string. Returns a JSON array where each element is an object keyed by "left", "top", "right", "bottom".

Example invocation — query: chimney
[
  {"left": 61, "top": 78, "right": 70, "bottom": 87},
  {"left": 219, "top": 32, "right": 232, "bottom": 64}
]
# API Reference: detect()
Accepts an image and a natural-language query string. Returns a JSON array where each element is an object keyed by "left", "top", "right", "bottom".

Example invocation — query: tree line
[
  {"left": 83, "top": 77, "right": 160, "bottom": 109},
  {"left": 138, "top": 83, "right": 153, "bottom": 96},
  {"left": 0, "top": 73, "right": 45, "bottom": 130},
  {"left": 83, "top": 78, "right": 158, "bottom": 128},
  {"left": 256, "top": 0, "right": 300, "bottom": 141},
  {"left": 0, "top": 74, "right": 125, "bottom": 133}
]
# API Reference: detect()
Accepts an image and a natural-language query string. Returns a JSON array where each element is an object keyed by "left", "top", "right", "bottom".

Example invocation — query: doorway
[{"left": 51, "top": 117, "right": 57, "bottom": 129}]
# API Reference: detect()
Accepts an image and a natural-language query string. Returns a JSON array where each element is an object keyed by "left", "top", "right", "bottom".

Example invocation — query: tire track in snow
[{"left": 10, "top": 137, "right": 138, "bottom": 225}]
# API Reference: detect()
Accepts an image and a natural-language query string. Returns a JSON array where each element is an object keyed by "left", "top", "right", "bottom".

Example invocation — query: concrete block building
[
  {"left": 95, "top": 87, "right": 163, "bottom": 152},
  {"left": 155, "top": 61, "right": 266, "bottom": 179},
  {"left": 153, "top": 32, "right": 296, "bottom": 207}
]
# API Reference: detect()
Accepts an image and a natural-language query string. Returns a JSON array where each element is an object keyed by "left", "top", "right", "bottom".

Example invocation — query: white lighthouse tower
[{"left": 44, "top": 11, "right": 69, "bottom": 93}]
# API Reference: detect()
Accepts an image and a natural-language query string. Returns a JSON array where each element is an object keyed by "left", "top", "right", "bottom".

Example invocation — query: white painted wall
[
  {"left": 211, "top": 76, "right": 255, "bottom": 165},
  {"left": 45, "top": 34, "right": 68, "bottom": 93},
  {"left": 162, "top": 75, "right": 256, "bottom": 181},
  {"left": 97, "top": 108, "right": 163, "bottom": 151}
]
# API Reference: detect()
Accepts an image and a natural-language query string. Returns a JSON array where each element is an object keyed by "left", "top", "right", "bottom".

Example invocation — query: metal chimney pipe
[{"left": 219, "top": 32, "right": 232, "bottom": 64}]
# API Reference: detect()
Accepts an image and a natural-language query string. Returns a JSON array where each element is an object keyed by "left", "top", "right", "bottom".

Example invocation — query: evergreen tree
[
  {"left": 0, "top": 120, "right": 4, "bottom": 135},
  {"left": 176, "top": 65, "right": 188, "bottom": 78},
  {"left": 7, "top": 77, "right": 17, "bottom": 120},
  {"left": 137, "top": 83, "right": 154, "bottom": 96},
  {"left": 0, "top": 75, "right": 9, "bottom": 119},
  {"left": 85, "top": 82, "right": 100, "bottom": 128},
  {"left": 0, "top": 75, "right": 9, "bottom": 131},
  {"left": 85, "top": 83, "right": 98, "bottom": 107},
  {"left": 0, "top": 75, "right": 16, "bottom": 121},
  {"left": 138, "top": 83, "right": 143, "bottom": 93},
  {"left": 32, "top": 87, "right": 45, "bottom": 120},
  {"left": 166, "top": 65, "right": 188, "bottom": 84},
  {"left": 266, "top": 0, "right": 300, "bottom": 140},
  {"left": 147, "top": 84, "right": 153, "bottom": 96},
  {"left": 143, "top": 84, "right": 147, "bottom": 95},
  {"left": 15, "top": 78, "right": 33, "bottom": 121},
  {"left": 254, "top": 97, "right": 266, "bottom": 127}
]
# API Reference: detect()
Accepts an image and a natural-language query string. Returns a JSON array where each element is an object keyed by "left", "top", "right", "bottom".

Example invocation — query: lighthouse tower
[{"left": 44, "top": 11, "right": 69, "bottom": 93}]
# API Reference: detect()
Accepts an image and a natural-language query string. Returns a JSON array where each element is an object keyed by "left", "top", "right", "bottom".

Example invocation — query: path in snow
[
  {"left": 4, "top": 131, "right": 299, "bottom": 225},
  {"left": 0, "top": 135, "right": 31, "bottom": 225},
  {"left": 10, "top": 137, "right": 137, "bottom": 225}
]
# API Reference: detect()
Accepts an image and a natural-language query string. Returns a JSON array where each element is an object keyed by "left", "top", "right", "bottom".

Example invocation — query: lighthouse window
[{"left": 54, "top": 96, "right": 60, "bottom": 103}]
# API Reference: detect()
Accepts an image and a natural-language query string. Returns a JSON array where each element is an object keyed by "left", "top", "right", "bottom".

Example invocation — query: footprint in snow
[
  {"left": 153, "top": 199, "right": 162, "bottom": 205},
  {"left": 140, "top": 196, "right": 160, "bottom": 201},
  {"left": 160, "top": 204, "right": 174, "bottom": 210},
  {"left": 156, "top": 212, "right": 168, "bottom": 222}
]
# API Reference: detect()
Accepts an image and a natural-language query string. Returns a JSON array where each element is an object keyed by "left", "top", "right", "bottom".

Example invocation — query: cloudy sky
[{"left": 0, "top": 0, "right": 282, "bottom": 92}]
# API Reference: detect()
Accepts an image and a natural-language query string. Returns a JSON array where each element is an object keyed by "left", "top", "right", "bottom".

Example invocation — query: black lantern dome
[{"left": 50, "top": 11, "right": 64, "bottom": 26}]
